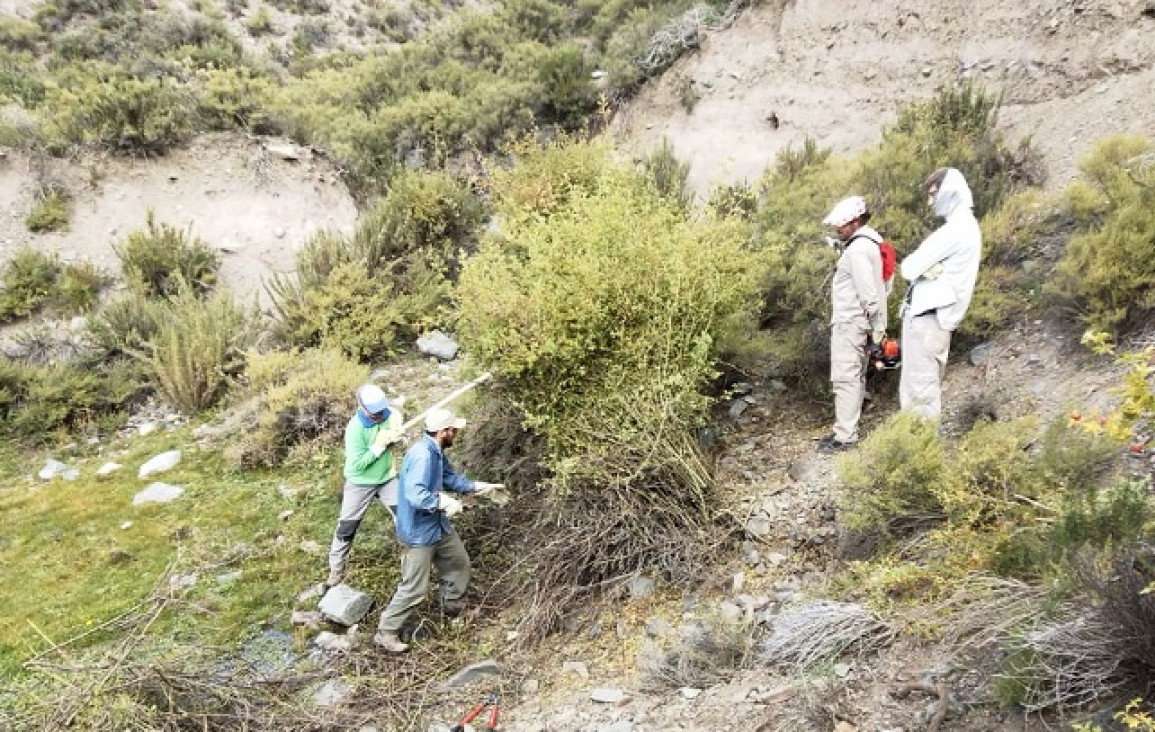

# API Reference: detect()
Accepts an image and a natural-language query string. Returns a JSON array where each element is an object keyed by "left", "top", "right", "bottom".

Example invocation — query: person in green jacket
[{"left": 325, "top": 384, "right": 405, "bottom": 588}]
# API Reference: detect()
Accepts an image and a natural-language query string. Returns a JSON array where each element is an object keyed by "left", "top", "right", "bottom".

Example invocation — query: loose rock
[
  {"left": 319, "top": 584, "right": 373, "bottom": 626},
  {"left": 133, "top": 482, "right": 184, "bottom": 505},
  {"left": 138, "top": 450, "right": 181, "bottom": 479}
]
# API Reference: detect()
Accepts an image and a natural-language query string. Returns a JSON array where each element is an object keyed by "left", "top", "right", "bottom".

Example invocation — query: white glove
[
  {"left": 922, "top": 263, "right": 944, "bottom": 280},
  {"left": 472, "top": 481, "right": 505, "bottom": 496},
  {"left": 437, "top": 493, "right": 463, "bottom": 517},
  {"left": 370, "top": 428, "right": 403, "bottom": 456}
]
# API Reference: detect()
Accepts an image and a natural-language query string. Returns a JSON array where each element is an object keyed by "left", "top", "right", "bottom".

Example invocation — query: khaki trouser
[
  {"left": 377, "top": 528, "right": 471, "bottom": 633},
  {"left": 831, "top": 322, "right": 870, "bottom": 443},
  {"left": 328, "top": 477, "right": 398, "bottom": 574},
  {"left": 900, "top": 311, "right": 951, "bottom": 418}
]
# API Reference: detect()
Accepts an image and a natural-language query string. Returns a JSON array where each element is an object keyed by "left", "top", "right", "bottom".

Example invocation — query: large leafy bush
[{"left": 456, "top": 137, "right": 761, "bottom": 639}]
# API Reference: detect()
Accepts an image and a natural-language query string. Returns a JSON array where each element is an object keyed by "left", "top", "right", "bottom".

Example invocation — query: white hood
[{"left": 931, "top": 168, "right": 973, "bottom": 219}]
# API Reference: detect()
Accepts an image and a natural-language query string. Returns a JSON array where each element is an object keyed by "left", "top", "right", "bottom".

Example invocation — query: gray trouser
[
  {"left": 328, "top": 477, "right": 399, "bottom": 573},
  {"left": 831, "top": 322, "right": 869, "bottom": 443},
  {"left": 900, "top": 311, "right": 951, "bottom": 418},
  {"left": 377, "top": 528, "right": 471, "bottom": 633}
]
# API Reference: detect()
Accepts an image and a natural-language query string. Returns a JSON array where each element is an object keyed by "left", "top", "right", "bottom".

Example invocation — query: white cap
[
  {"left": 356, "top": 384, "right": 390, "bottom": 416},
  {"left": 822, "top": 195, "right": 868, "bottom": 227},
  {"left": 425, "top": 407, "right": 466, "bottom": 433}
]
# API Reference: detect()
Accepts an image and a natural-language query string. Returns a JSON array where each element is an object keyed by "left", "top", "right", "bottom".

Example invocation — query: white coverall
[
  {"left": 830, "top": 225, "right": 887, "bottom": 443},
  {"left": 899, "top": 169, "right": 983, "bottom": 418}
]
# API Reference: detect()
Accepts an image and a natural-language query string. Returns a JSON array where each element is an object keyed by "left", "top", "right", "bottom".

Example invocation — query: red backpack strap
[{"left": 847, "top": 232, "right": 896, "bottom": 282}]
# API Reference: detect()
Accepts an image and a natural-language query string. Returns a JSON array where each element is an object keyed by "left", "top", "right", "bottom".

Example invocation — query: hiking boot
[
  {"left": 817, "top": 436, "right": 857, "bottom": 455},
  {"left": 372, "top": 631, "right": 409, "bottom": 653},
  {"left": 324, "top": 567, "right": 345, "bottom": 589}
]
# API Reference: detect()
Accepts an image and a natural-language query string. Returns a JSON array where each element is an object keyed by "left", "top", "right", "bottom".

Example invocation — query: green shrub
[
  {"left": 25, "top": 185, "right": 71, "bottom": 232},
  {"left": 1053, "top": 135, "right": 1155, "bottom": 333},
  {"left": 44, "top": 72, "right": 197, "bottom": 153},
  {"left": 224, "top": 348, "right": 368, "bottom": 468},
  {"left": 115, "top": 212, "right": 220, "bottom": 298},
  {"left": 0, "top": 16, "right": 43, "bottom": 52},
  {"left": 956, "top": 189, "right": 1057, "bottom": 340},
  {"left": 1050, "top": 480, "right": 1152, "bottom": 559},
  {"left": 86, "top": 289, "right": 166, "bottom": 360},
  {"left": 706, "top": 181, "right": 758, "bottom": 221},
  {"left": 643, "top": 137, "right": 692, "bottom": 210},
  {"left": 1034, "top": 417, "right": 1119, "bottom": 492},
  {"left": 56, "top": 261, "right": 110, "bottom": 313},
  {"left": 144, "top": 287, "right": 259, "bottom": 413},
  {"left": 837, "top": 412, "right": 947, "bottom": 533},
  {"left": 0, "top": 360, "right": 146, "bottom": 443},
  {"left": 196, "top": 67, "right": 277, "bottom": 133},
  {"left": 0, "top": 247, "right": 60, "bottom": 321},
  {"left": 271, "top": 170, "right": 483, "bottom": 359},
  {"left": 937, "top": 417, "right": 1039, "bottom": 527},
  {"left": 457, "top": 137, "right": 761, "bottom": 641},
  {"left": 246, "top": 6, "right": 273, "bottom": 35}
]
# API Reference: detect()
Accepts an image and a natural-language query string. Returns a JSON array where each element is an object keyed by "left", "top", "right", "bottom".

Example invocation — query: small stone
[
  {"left": 279, "top": 510, "right": 294, "bottom": 521},
  {"left": 415, "top": 330, "right": 460, "bottom": 361},
  {"left": 138, "top": 422, "right": 159, "bottom": 437},
  {"left": 728, "top": 399, "right": 749, "bottom": 419},
  {"left": 562, "top": 660, "right": 589, "bottom": 679},
  {"left": 274, "top": 228, "right": 286, "bottom": 239},
  {"left": 718, "top": 601, "right": 744, "bottom": 625},
  {"left": 133, "top": 482, "right": 184, "bottom": 506},
  {"left": 313, "top": 630, "right": 354, "bottom": 652},
  {"left": 97, "top": 462, "right": 122, "bottom": 476},
  {"left": 732, "top": 572, "right": 745, "bottom": 594},
  {"left": 522, "top": 678, "right": 540, "bottom": 694},
  {"left": 968, "top": 343, "right": 993, "bottom": 366},
  {"left": 120, "top": 521, "right": 133, "bottom": 530},
  {"left": 61, "top": 469, "right": 80, "bottom": 481},
  {"left": 277, "top": 483, "right": 298, "bottom": 500},
  {"left": 291, "top": 610, "right": 324, "bottom": 629},
  {"left": 170, "top": 572, "right": 198, "bottom": 591},
  {"left": 745, "top": 512, "right": 772, "bottom": 539},
  {"left": 297, "top": 583, "right": 326, "bottom": 604},
  {"left": 299, "top": 540, "right": 323, "bottom": 555},
  {"left": 590, "top": 687, "right": 627, "bottom": 704},
  {"left": 591, "top": 70, "right": 607, "bottom": 79},
  {"left": 138, "top": 450, "right": 181, "bottom": 478},
  {"left": 759, "top": 684, "right": 797, "bottom": 703},
  {"left": 921, "top": 66, "right": 932, "bottom": 77},
  {"left": 834, "top": 662, "right": 853, "bottom": 678},
  {"left": 313, "top": 677, "right": 352, "bottom": 706},
  {"left": 628, "top": 574, "right": 656, "bottom": 599},
  {"left": 680, "top": 687, "right": 702, "bottom": 699},
  {"left": 38, "top": 459, "right": 69, "bottom": 480},
  {"left": 267, "top": 142, "right": 301, "bottom": 161}
]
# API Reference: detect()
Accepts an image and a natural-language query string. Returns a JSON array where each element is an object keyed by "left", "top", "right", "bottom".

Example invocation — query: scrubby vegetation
[
  {"left": 114, "top": 212, "right": 220, "bottom": 298},
  {"left": 1054, "top": 135, "right": 1155, "bottom": 334},
  {"left": 0, "top": 247, "right": 108, "bottom": 322},
  {"left": 458, "top": 137, "right": 762, "bottom": 640}
]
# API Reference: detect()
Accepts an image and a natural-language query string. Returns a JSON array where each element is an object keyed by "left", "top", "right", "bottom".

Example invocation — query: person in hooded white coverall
[
  {"left": 820, "top": 195, "right": 889, "bottom": 452},
  {"left": 899, "top": 168, "right": 983, "bottom": 418}
]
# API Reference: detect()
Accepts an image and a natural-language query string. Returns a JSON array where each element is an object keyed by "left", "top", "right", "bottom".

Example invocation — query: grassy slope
[{"left": 0, "top": 428, "right": 398, "bottom": 677}]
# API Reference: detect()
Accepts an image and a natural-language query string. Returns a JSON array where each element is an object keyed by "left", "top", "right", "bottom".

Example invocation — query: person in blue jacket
[{"left": 373, "top": 407, "right": 502, "bottom": 652}]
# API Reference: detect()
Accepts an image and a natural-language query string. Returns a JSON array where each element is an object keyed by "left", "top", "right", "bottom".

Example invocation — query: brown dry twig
[{"left": 891, "top": 680, "right": 950, "bottom": 732}]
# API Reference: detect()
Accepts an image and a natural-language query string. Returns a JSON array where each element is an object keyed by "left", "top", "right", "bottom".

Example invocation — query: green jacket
[{"left": 343, "top": 410, "right": 402, "bottom": 485}]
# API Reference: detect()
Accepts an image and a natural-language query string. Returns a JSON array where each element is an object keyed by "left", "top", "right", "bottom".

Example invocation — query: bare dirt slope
[
  {"left": 613, "top": 0, "right": 1155, "bottom": 196},
  {"left": 0, "top": 134, "right": 358, "bottom": 303}
]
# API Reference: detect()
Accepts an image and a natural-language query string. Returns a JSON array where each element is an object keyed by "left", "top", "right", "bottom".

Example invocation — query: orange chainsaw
[{"left": 866, "top": 337, "right": 901, "bottom": 371}]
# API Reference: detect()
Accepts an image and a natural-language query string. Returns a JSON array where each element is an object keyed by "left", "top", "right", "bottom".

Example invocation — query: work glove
[
  {"left": 370, "top": 428, "right": 403, "bottom": 457},
  {"left": 922, "top": 263, "right": 945, "bottom": 280},
  {"left": 472, "top": 481, "right": 506, "bottom": 496},
  {"left": 438, "top": 493, "right": 463, "bottom": 517}
]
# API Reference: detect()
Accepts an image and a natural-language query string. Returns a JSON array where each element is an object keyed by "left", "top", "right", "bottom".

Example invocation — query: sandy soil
[
  {"left": 612, "top": 0, "right": 1155, "bottom": 196},
  {"left": 0, "top": 134, "right": 358, "bottom": 304}
]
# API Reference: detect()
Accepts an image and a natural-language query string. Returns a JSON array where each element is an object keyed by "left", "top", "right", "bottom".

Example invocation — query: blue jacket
[{"left": 395, "top": 435, "right": 475, "bottom": 546}]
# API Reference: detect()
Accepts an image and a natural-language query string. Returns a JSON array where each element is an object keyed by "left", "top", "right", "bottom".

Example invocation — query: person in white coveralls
[{"left": 898, "top": 167, "right": 983, "bottom": 418}]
